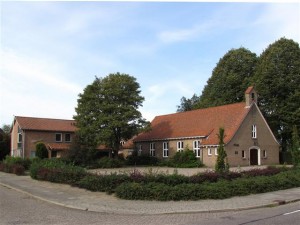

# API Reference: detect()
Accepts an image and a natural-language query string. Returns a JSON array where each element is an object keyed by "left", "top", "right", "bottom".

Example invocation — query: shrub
[
  {"left": 76, "top": 173, "right": 130, "bottom": 194},
  {"left": 241, "top": 166, "right": 283, "bottom": 178},
  {"left": 95, "top": 157, "right": 123, "bottom": 168},
  {"left": 126, "top": 154, "right": 159, "bottom": 166},
  {"left": 215, "top": 127, "right": 229, "bottom": 173},
  {"left": 0, "top": 156, "right": 31, "bottom": 175},
  {"left": 30, "top": 158, "right": 86, "bottom": 184},
  {"left": 163, "top": 148, "right": 204, "bottom": 168},
  {"left": 115, "top": 168, "right": 300, "bottom": 201},
  {"left": 36, "top": 142, "right": 48, "bottom": 159}
]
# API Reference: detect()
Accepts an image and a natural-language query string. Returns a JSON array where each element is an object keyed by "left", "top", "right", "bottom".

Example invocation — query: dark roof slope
[
  {"left": 15, "top": 116, "right": 76, "bottom": 132},
  {"left": 134, "top": 102, "right": 251, "bottom": 145}
]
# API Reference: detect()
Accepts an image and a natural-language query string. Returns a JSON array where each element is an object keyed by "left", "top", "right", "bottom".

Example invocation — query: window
[
  {"left": 17, "top": 126, "right": 22, "bottom": 143},
  {"left": 242, "top": 150, "right": 246, "bottom": 158},
  {"left": 177, "top": 141, "right": 184, "bottom": 152},
  {"left": 150, "top": 143, "right": 155, "bottom": 157},
  {"left": 215, "top": 148, "right": 218, "bottom": 156},
  {"left": 252, "top": 125, "right": 257, "bottom": 139},
  {"left": 263, "top": 150, "right": 267, "bottom": 158},
  {"left": 193, "top": 140, "right": 201, "bottom": 158},
  {"left": 55, "top": 133, "right": 62, "bottom": 142},
  {"left": 138, "top": 145, "right": 142, "bottom": 156},
  {"left": 163, "top": 142, "right": 169, "bottom": 158},
  {"left": 30, "top": 151, "right": 36, "bottom": 158},
  {"left": 208, "top": 148, "right": 212, "bottom": 156},
  {"left": 65, "top": 133, "right": 71, "bottom": 142}
]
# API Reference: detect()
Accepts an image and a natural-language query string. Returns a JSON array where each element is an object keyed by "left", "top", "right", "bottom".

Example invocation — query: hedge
[
  {"left": 30, "top": 158, "right": 87, "bottom": 184},
  {"left": 27, "top": 160, "right": 300, "bottom": 201},
  {"left": 115, "top": 169, "right": 300, "bottom": 201}
]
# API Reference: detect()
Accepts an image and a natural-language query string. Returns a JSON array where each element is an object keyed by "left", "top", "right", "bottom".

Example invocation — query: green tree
[
  {"left": 196, "top": 47, "right": 258, "bottom": 109},
  {"left": 215, "top": 127, "right": 229, "bottom": 173},
  {"left": 0, "top": 124, "right": 11, "bottom": 160},
  {"left": 177, "top": 94, "right": 200, "bottom": 112},
  {"left": 290, "top": 125, "right": 300, "bottom": 167},
  {"left": 252, "top": 38, "right": 300, "bottom": 151},
  {"left": 74, "top": 72, "right": 147, "bottom": 157},
  {"left": 35, "top": 142, "right": 48, "bottom": 159}
]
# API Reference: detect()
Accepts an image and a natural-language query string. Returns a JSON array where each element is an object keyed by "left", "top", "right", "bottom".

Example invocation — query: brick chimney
[{"left": 245, "top": 86, "right": 257, "bottom": 107}]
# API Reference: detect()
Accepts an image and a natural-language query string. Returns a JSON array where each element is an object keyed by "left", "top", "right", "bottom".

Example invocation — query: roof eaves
[{"left": 134, "top": 135, "right": 207, "bottom": 143}]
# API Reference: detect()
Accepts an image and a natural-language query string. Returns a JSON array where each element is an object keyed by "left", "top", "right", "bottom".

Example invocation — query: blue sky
[{"left": 1, "top": 1, "right": 299, "bottom": 126}]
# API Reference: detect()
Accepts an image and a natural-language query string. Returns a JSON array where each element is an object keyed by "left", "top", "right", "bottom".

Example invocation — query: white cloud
[
  {"left": 158, "top": 22, "right": 214, "bottom": 44},
  {"left": 0, "top": 49, "right": 83, "bottom": 125}
]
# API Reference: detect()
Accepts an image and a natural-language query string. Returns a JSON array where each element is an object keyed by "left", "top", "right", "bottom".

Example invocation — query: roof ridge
[
  {"left": 156, "top": 101, "right": 245, "bottom": 119},
  {"left": 15, "top": 116, "right": 75, "bottom": 122}
]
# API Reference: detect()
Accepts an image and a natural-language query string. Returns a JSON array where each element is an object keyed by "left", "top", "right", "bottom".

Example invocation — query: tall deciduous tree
[
  {"left": 74, "top": 73, "right": 147, "bottom": 157},
  {"left": 252, "top": 38, "right": 300, "bottom": 151},
  {"left": 196, "top": 47, "right": 258, "bottom": 109}
]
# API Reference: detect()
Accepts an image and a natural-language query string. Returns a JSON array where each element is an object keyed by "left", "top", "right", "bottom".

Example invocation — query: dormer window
[{"left": 252, "top": 125, "right": 257, "bottom": 139}]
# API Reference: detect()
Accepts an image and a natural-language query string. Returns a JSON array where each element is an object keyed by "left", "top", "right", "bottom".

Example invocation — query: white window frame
[
  {"left": 214, "top": 147, "right": 218, "bottom": 156},
  {"left": 65, "top": 133, "right": 71, "bottom": 142},
  {"left": 177, "top": 141, "right": 184, "bottom": 152},
  {"left": 138, "top": 145, "right": 142, "bottom": 156},
  {"left": 163, "top": 142, "right": 169, "bottom": 158},
  {"left": 17, "top": 126, "right": 22, "bottom": 143},
  {"left": 55, "top": 133, "right": 62, "bottom": 142},
  {"left": 242, "top": 150, "right": 246, "bottom": 159},
  {"left": 263, "top": 150, "right": 267, "bottom": 158},
  {"left": 252, "top": 125, "right": 257, "bottom": 139},
  {"left": 208, "top": 148, "right": 212, "bottom": 156},
  {"left": 193, "top": 140, "right": 201, "bottom": 158},
  {"left": 150, "top": 142, "right": 155, "bottom": 157}
]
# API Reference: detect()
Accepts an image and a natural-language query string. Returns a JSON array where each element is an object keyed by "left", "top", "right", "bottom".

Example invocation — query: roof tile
[{"left": 134, "top": 102, "right": 250, "bottom": 145}]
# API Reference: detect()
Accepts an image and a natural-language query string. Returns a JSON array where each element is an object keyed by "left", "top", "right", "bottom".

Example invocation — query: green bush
[
  {"left": 126, "top": 154, "right": 159, "bottom": 166},
  {"left": 115, "top": 169, "right": 300, "bottom": 201},
  {"left": 76, "top": 173, "right": 130, "bottom": 194},
  {"left": 35, "top": 142, "right": 48, "bottom": 159},
  {"left": 30, "top": 158, "right": 86, "bottom": 184},
  {"left": 0, "top": 156, "right": 31, "bottom": 175},
  {"left": 161, "top": 149, "right": 204, "bottom": 168},
  {"left": 95, "top": 157, "right": 124, "bottom": 168}
]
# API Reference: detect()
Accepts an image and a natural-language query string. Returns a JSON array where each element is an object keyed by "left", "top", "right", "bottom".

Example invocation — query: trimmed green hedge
[
  {"left": 30, "top": 158, "right": 87, "bottom": 184},
  {"left": 115, "top": 169, "right": 300, "bottom": 201},
  {"left": 28, "top": 160, "right": 300, "bottom": 201}
]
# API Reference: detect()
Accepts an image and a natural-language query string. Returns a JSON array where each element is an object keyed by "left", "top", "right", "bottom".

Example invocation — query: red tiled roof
[
  {"left": 134, "top": 102, "right": 251, "bottom": 145},
  {"left": 15, "top": 116, "right": 76, "bottom": 132},
  {"left": 47, "top": 143, "right": 71, "bottom": 151},
  {"left": 122, "top": 138, "right": 134, "bottom": 149}
]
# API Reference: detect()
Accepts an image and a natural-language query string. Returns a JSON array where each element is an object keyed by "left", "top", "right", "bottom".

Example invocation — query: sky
[{"left": 1, "top": 1, "right": 299, "bottom": 126}]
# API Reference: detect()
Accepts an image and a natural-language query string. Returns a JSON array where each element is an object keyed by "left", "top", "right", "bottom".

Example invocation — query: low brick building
[
  {"left": 10, "top": 116, "right": 77, "bottom": 158},
  {"left": 133, "top": 87, "right": 280, "bottom": 167}
]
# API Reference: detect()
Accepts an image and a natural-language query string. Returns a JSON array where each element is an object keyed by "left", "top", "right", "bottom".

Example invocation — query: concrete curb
[{"left": 1, "top": 180, "right": 300, "bottom": 215}]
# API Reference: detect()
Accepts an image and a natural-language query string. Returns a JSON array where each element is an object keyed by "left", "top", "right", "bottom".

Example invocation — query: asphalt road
[{"left": 0, "top": 185, "right": 299, "bottom": 225}]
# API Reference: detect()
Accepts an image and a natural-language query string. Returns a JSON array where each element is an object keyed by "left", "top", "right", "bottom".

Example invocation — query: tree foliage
[
  {"left": 290, "top": 125, "right": 300, "bottom": 167},
  {"left": 252, "top": 38, "right": 300, "bottom": 150},
  {"left": 215, "top": 127, "right": 229, "bottom": 173},
  {"left": 0, "top": 124, "right": 11, "bottom": 160},
  {"left": 74, "top": 72, "right": 147, "bottom": 156},
  {"left": 196, "top": 47, "right": 258, "bottom": 109},
  {"left": 35, "top": 142, "right": 48, "bottom": 159},
  {"left": 176, "top": 94, "right": 200, "bottom": 112}
]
